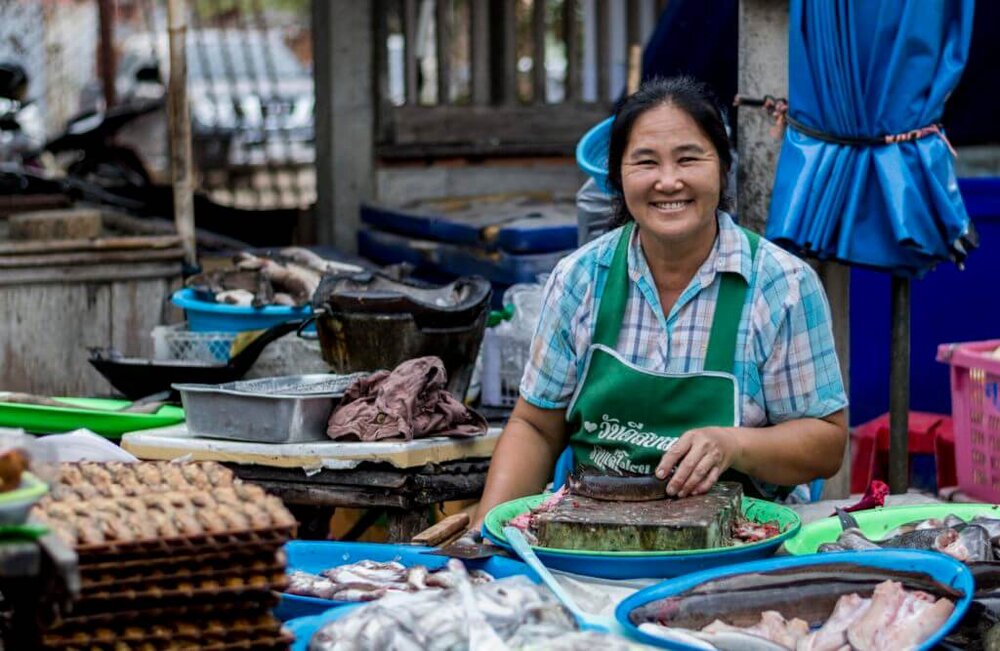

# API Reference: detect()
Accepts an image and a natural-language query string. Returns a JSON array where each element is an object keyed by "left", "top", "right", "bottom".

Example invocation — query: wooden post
[
  {"left": 97, "top": 0, "right": 116, "bottom": 108},
  {"left": 889, "top": 276, "right": 911, "bottom": 494},
  {"left": 739, "top": 0, "right": 851, "bottom": 498},
  {"left": 165, "top": 0, "right": 197, "bottom": 268},
  {"left": 312, "top": 0, "right": 374, "bottom": 251}
]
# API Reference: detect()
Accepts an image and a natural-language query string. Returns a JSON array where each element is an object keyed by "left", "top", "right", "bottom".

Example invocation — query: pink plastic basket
[{"left": 937, "top": 339, "right": 1000, "bottom": 503}]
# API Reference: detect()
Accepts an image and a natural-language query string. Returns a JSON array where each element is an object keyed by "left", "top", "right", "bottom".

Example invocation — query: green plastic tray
[
  {"left": 483, "top": 493, "right": 801, "bottom": 558},
  {"left": 783, "top": 502, "right": 1000, "bottom": 555},
  {"left": 0, "top": 398, "right": 184, "bottom": 438}
]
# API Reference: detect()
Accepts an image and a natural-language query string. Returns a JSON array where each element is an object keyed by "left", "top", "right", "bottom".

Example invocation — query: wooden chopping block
[
  {"left": 533, "top": 481, "right": 743, "bottom": 552},
  {"left": 8, "top": 208, "right": 102, "bottom": 241}
]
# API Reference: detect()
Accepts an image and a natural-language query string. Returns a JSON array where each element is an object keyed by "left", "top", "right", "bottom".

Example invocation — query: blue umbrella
[
  {"left": 760, "top": 0, "right": 975, "bottom": 494},
  {"left": 766, "top": 0, "right": 976, "bottom": 278}
]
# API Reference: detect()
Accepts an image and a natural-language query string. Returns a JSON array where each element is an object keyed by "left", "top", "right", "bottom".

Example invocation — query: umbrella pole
[{"left": 888, "top": 275, "right": 911, "bottom": 494}]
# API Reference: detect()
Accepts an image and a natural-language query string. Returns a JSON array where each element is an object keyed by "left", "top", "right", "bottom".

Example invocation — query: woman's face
[{"left": 620, "top": 103, "right": 723, "bottom": 245}]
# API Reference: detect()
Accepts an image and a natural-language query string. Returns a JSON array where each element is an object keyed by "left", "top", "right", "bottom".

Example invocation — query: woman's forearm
[
  {"left": 473, "top": 415, "right": 565, "bottom": 529},
  {"left": 731, "top": 412, "right": 847, "bottom": 486}
]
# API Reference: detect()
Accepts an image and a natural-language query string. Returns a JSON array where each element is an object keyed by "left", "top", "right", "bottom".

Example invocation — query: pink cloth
[{"left": 326, "top": 356, "right": 488, "bottom": 441}]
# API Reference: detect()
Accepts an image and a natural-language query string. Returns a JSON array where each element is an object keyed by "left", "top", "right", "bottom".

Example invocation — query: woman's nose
[{"left": 653, "top": 166, "right": 683, "bottom": 192}]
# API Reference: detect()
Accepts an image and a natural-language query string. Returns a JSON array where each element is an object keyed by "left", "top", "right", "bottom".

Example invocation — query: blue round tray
[
  {"left": 172, "top": 288, "right": 312, "bottom": 332},
  {"left": 615, "top": 549, "right": 974, "bottom": 650},
  {"left": 275, "top": 540, "right": 539, "bottom": 622},
  {"left": 481, "top": 494, "right": 800, "bottom": 580}
]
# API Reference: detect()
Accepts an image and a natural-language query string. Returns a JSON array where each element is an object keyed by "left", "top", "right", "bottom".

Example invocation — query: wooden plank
[
  {"left": 120, "top": 425, "right": 502, "bottom": 470},
  {"left": 110, "top": 278, "right": 173, "bottom": 359},
  {"left": 595, "top": 0, "right": 610, "bottom": 101},
  {"left": 8, "top": 209, "right": 102, "bottom": 241},
  {"left": 248, "top": 481, "right": 410, "bottom": 509},
  {"left": 532, "top": 0, "right": 547, "bottom": 103},
  {"left": 231, "top": 465, "right": 409, "bottom": 489},
  {"left": 564, "top": 0, "right": 580, "bottom": 101},
  {"left": 385, "top": 103, "right": 613, "bottom": 149},
  {"left": 0, "top": 261, "right": 182, "bottom": 287},
  {"left": 404, "top": 0, "right": 419, "bottom": 104},
  {"left": 626, "top": 0, "right": 642, "bottom": 51},
  {"left": 470, "top": 0, "right": 490, "bottom": 105},
  {"left": 0, "top": 236, "right": 182, "bottom": 256},
  {"left": 0, "top": 248, "right": 185, "bottom": 269},
  {"left": 500, "top": 0, "right": 517, "bottom": 103},
  {"left": 435, "top": 0, "right": 451, "bottom": 104},
  {"left": 0, "top": 283, "right": 112, "bottom": 396},
  {"left": 819, "top": 261, "right": 852, "bottom": 499}
]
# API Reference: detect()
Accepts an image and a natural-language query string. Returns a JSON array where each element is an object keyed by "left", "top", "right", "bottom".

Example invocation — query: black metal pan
[{"left": 87, "top": 319, "right": 306, "bottom": 400}]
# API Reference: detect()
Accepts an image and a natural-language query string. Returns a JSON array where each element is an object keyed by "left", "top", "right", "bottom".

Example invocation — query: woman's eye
[{"left": 678, "top": 157, "right": 696, "bottom": 164}]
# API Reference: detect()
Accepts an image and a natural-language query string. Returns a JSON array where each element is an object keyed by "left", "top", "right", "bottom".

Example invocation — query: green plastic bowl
[
  {"left": 0, "top": 472, "right": 48, "bottom": 526},
  {"left": 783, "top": 502, "right": 1000, "bottom": 555}
]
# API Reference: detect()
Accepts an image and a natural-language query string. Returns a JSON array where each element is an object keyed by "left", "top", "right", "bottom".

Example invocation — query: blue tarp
[{"left": 766, "top": 1, "right": 976, "bottom": 277}]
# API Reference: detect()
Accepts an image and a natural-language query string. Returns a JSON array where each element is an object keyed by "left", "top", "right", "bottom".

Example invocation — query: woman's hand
[{"left": 654, "top": 427, "right": 743, "bottom": 498}]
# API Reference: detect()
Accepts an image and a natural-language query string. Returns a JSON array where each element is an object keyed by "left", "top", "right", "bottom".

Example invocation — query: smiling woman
[{"left": 472, "top": 76, "right": 849, "bottom": 534}]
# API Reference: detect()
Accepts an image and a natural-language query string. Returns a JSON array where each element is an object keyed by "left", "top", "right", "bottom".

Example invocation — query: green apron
[{"left": 565, "top": 221, "right": 768, "bottom": 497}]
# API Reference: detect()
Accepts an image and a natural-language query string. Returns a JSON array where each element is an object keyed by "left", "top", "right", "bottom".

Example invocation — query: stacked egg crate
[{"left": 30, "top": 461, "right": 297, "bottom": 650}]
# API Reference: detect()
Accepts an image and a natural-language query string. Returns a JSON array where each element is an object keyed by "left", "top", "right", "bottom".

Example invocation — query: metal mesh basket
[{"left": 151, "top": 324, "right": 238, "bottom": 363}]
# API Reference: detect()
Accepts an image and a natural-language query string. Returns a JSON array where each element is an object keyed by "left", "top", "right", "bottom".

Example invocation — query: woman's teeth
[{"left": 652, "top": 200, "right": 690, "bottom": 211}]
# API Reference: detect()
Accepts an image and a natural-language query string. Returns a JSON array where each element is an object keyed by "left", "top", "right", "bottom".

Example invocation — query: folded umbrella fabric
[{"left": 326, "top": 356, "right": 488, "bottom": 441}]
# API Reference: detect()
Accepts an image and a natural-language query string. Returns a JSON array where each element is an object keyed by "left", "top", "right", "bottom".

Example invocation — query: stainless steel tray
[{"left": 173, "top": 373, "right": 368, "bottom": 443}]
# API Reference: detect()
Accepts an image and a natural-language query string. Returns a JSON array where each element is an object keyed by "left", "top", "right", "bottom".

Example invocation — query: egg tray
[
  {"left": 41, "top": 612, "right": 290, "bottom": 650},
  {"left": 66, "top": 570, "right": 288, "bottom": 617},
  {"left": 80, "top": 554, "right": 285, "bottom": 593},
  {"left": 70, "top": 525, "right": 296, "bottom": 564},
  {"left": 55, "top": 594, "right": 279, "bottom": 628},
  {"left": 49, "top": 461, "right": 237, "bottom": 501},
  {"left": 46, "top": 634, "right": 292, "bottom": 651}
]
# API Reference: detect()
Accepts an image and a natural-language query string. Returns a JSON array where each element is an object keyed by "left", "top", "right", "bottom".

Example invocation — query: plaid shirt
[{"left": 520, "top": 211, "right": 848, "bottom": 427}]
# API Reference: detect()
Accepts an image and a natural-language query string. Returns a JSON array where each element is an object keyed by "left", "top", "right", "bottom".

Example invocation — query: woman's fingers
[
  {"left": 677, "top": 451, "right": 719, "bottom": 498},
  {"left": 691, "top": 466, "right": 722, "bottom": 497},
  {"left": 666, "top": 439, "right": 708, "bottom": 496},
  {"left": 655, "top": 434, "right": 692, "bottom": 481}
]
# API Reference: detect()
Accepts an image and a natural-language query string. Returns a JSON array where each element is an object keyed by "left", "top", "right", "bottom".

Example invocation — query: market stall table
[{"left": 120, "top": 425, "right": 501, "bottom": 540}]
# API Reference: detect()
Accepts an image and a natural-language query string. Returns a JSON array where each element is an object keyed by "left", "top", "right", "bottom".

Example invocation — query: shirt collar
[{"left": 597, "top": 211, "right": 754, "bottom": 285}]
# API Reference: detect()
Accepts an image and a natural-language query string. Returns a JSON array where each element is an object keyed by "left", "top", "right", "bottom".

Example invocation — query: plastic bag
[
  {"left": 576, "top": 178, "right": 614, "bottom": 246},
  {"left": 0, "top": 428, "right": 58, "bottom": 488}
]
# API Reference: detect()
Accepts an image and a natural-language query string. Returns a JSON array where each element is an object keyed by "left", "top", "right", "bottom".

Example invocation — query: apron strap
[
  {"left": 592, "top": 222, "right": 634, "bottom": 348},
  {"left": 704, "top": 227, "right": 759, "bottom": 373}
]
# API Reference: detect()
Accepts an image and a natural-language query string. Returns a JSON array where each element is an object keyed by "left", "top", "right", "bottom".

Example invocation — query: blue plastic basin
[
  {"left": 576, "top": 116, "right": 614, "bottom": 194},
  {"left": 615, "top": 549, "right": 973, "bottom": 650},
  {"left": 171, "top": 288, "right": 312, "bottom": 332}
]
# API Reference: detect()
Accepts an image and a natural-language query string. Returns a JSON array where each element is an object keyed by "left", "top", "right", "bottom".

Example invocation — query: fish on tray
[
  {"left": 631, "top": 567, "right": 958, "bottom": 651},
  {"left": 308, "top": 562, "right": 578, "bottom": 651},
  {"left": 817, "top": 509, "right": 998, "bottom": 563},
  {"left": 285, "top": 559, "right": 494, "bottom": 603}
]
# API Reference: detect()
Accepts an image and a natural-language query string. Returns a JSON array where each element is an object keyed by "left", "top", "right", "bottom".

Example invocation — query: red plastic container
[{"left": 937, "top": 339, "right": 1000, "bottom": 503}]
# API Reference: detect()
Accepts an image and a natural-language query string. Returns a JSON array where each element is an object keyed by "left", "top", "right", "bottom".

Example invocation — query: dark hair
[{"left": 606, "top": 75, "right": 733, "bottom": 227}]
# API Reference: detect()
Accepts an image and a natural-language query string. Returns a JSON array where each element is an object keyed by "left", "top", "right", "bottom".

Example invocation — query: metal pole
[
  {"left": 888, "top": 275, "right": 911, "bottom": 494},
  {"left": 98, "top": 0, "right": 116, "bottom": 107},
  {"left": 166, "top": 0, "right": 197, "bottom": 268}
]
